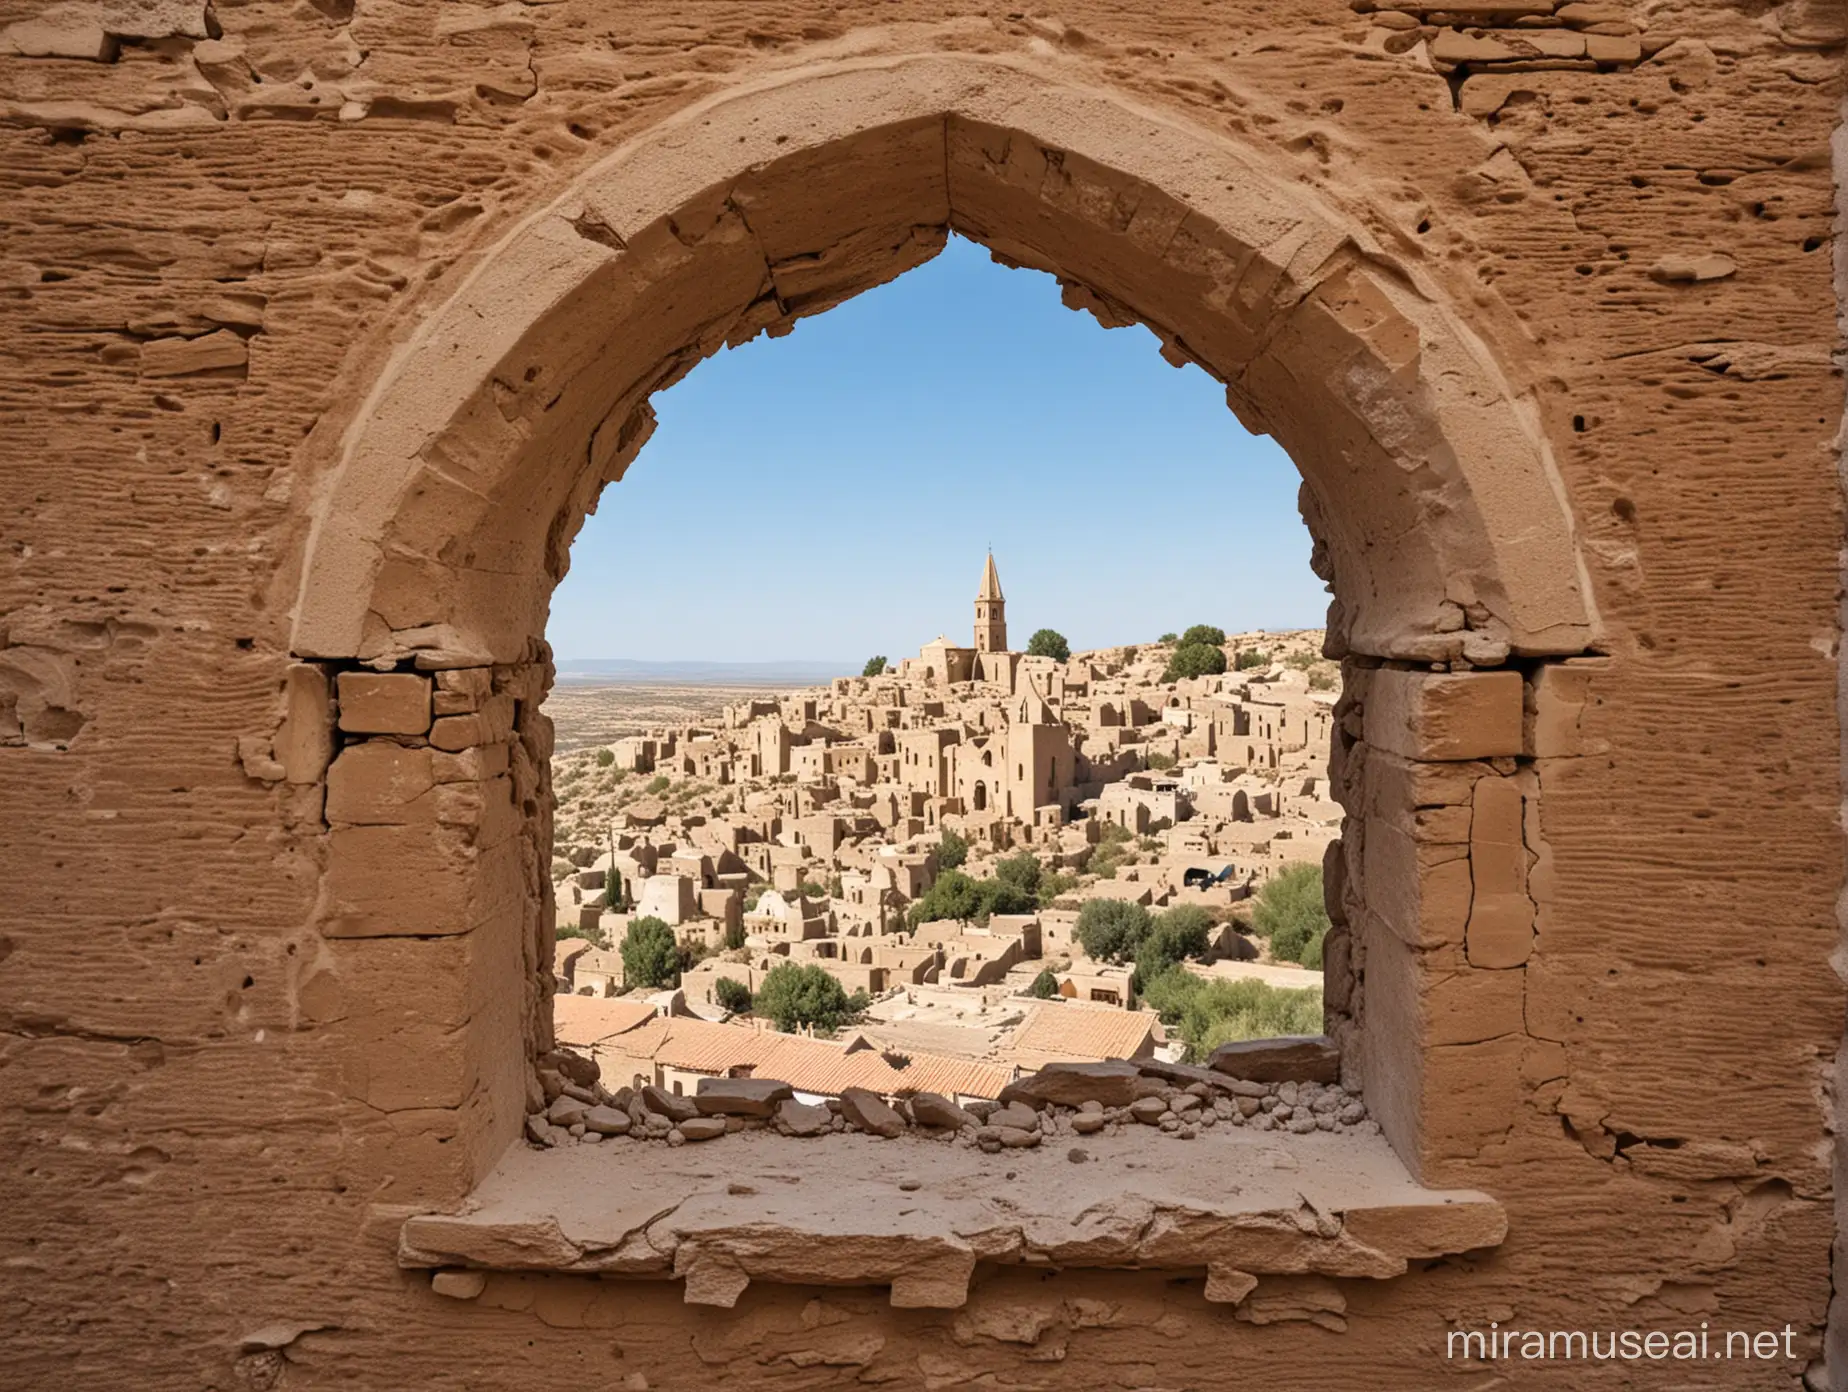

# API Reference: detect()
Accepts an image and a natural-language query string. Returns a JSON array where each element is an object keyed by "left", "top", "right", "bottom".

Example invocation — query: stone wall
[{"left": 1, "top": 2, "right": 1842, "bottom": 1388}]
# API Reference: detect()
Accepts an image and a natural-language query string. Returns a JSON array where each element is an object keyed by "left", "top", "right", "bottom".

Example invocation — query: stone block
[
  {"left": 1526, "top": 662, "right": 1600, "bottom": 758},
  {"left": 1466, "top": 774, "right": 1532, "bottom": 968},
  {"left": 321, "top": 824, "right": 520, "bottom": 936},
  {"left": 336, "top": 671, "right": 433, "bottom": 735},
  {"left": 1425, "top": 967, "right": 1525, "bottom": 1047},
  {"left": 1362, "top": 816, "right": 1471, "bottom": 948},
  {"left": 1208, "top": 1036, "right": 1339, "bottom": 1084},
  {"left": 1364, "top": 670, "right": 1523, "bottom": 761},
  {"left": 325, "top": 743, "right": 436, "bottom": 826},
  {"left": 276, "top": 663, "right": 335, "bottom": 785},
  {"left": 693, "top": 1078, "right": 792, "bottom": 1117},
  {"left": 434, "top": 667, "right": 493, "bottom": 716},
  {"left": 1000, "top": 1059, "right": 1141, "bottom": 1108},
  {"left": 839, "top": 1086, "right": 905, "bottom": 1138}
]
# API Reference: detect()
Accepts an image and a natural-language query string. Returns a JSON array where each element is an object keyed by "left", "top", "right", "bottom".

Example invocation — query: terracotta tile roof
[
  {"left": 1006, "top": 1004, "right": 1159, "bottom": 1065},
  {"left": 596, "top": 1016, "right": 1013, "bottom": 1100},
  {"left": 551, "top": 995, "right": 660, "bottom": 1048}
]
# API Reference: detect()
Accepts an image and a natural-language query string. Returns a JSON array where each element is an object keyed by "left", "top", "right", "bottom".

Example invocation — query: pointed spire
[{"left": 978, "top": 550, "right": 1004, "bottom": 602}]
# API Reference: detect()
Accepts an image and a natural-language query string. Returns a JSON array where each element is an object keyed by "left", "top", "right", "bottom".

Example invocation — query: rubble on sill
[{"left": 400, "top": 1056, "right": 1505, "bottom": 1311}]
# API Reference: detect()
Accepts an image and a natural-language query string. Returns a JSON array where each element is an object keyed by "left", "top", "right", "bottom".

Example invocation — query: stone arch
[
  {"left": 282, "top": 52, "right": 1604, "bottom": 1199},
  {"left": 289, "top": 54, "right": 1595, "bottom": 669}
]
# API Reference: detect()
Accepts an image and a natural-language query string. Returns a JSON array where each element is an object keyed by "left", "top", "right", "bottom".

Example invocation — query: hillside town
[{"left": 548, "top": 556, "right": 1337, "bottom": 1108}]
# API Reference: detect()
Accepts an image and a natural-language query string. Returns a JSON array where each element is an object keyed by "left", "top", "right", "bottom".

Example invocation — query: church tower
[{"left": 974, "top": 552, "right": 1008, "bottom": 653}]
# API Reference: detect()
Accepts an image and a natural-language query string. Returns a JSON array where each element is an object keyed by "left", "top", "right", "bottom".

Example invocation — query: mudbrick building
[{"left": 0, "top": 1, "right": 1843, "bottom": 1389}]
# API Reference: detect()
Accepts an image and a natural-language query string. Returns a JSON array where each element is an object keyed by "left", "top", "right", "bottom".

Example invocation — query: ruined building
[{"left": 1, "top": 2, "right": 1844, "bottom": 1389}]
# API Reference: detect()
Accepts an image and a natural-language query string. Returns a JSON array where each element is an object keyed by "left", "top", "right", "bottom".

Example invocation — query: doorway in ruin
[{"left": 286, "top": 55, "right": 1597, "bottom": 1204}]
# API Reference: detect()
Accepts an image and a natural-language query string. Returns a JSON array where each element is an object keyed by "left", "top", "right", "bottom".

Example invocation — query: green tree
[
  {"left": 1133, "top": 904, "right": 1215, "bottom": 985},
  {"left": 1026, "top": 629, "right": 1071, "bottom": 662},
  {"left": 908, "top": 870, "right": 985, "bottom": 928},
  {"left": 1146, "top": 751, "right": 1176, "bottom": 771},
  {"left": 1159, "top": 632, "right": 1178, "bottom": 644},
  {"left": 645, "top": 774, "right": 670, "bottom": 795},
  {"left": 1028, "top": 968, "right": 1061, "bottom": 999},
  {"left": 722, "top": 914, "right": 746, "bottom": 951},
  {"left": 1163, "top": 642, "right": 1228, "bottom": 682},
  {"left": 1234, "top": 647, "right": 1269, "bottom": 671},
  {"left": 1074, "top": 898, "right": 1154, "bottom": 963},
  {"left": 754, "top": 961, "right": 868, "bottom": 1034},
  {"left": 1138, "top": 965, "right": 1323, "bottom": 1061},
  {"left": 994, "top": 852, "right": 1043, "bottom": 899},
  {"left": 596, "top": 747, "right": 615, "bottom": 768},
  {"left": 1252, "top": 863, "right": 1330, "bottom": 966},
  {"left": 714, "top": 976, "right": 752, "bottom": 1012},
  {"left": 862, "top": 655, "right": 888, "bottom": 677},
  {"left": 1180, "top": 624, "right": 1226, "bottom": 648},
  {"left": 937, "top": 827, "right": 969, "bottom": 870},
  {"left": 620, "top": 915, "right": 681, "bottom": 989}
]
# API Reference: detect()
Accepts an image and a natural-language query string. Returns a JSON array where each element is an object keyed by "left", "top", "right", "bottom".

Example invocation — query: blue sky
[{"left": 547, "top": 235, "right": 1325, "bottom": 664}]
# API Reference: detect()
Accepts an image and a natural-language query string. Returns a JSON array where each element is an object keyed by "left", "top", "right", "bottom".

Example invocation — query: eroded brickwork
[{"left": 1, "top": 1, "right": 1842, "bottom": 1388}]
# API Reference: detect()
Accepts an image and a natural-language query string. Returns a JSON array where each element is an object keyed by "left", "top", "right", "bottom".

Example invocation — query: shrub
[
  {"left": 1133, "top": 904, "right": 1215, "bottom": 983},
  {"left": 596, "top": 747, "right": 615, "bottom": 768},
  {"left": 937, "top": 827, "right": 969, "bottom": 870},
  {"left": 1026, "top": 629, "right": 1071, "bottom": 662},
  {"left": 1308, "top": 668, "right": 1336, "bottom": 692},
  {"left": 1159, "top": 632, "right": 1178, "bottom": 644},
  {"left": 863, "top": 655, "right": 888, "bottom": 677},
  {"left": 1074, "top": 898, "right": 1154, "bottom": 963},
  {"left": 1028, "top": 968, "right": 1061, "bottom": 999},
  {"left": 1037, "top": 869, "right": 1080, "bottom": 908},
  {"left": 714, "top": 976, "right": 752, "bottom": 1012},
  {"left": 1163, "top": 642, "right": 1227, "bottom": 682},
  {"left": 1087, "top": 822, "right": 1136, "bottom": 879},
  {"left": 1252, "top": 863, "right": 1330, "bottom": 966},
  {"left": 994, "top": 852, "right": 1043, "bottom": 898},
  {"left": 620, "top": 915, "right": 681, "bottom": 989},
  {"left": 797, "top": 879, "right": 826, "bottom": 900},
  {"left": 722, "top": 915, "right": 746, "bottom": 951},
  {"left": 1234, "top": 648, "right": 1269, "bottom": 671},
  {"left": 1180, "top": 624, "right": 1226, "bottom": 649},
  {"left": 755, "top": 962, "right": 868, "bottom": 1034},
  {"left": 645, "top": 774, "right": 670, "bottom": 795},
  {"left": 1146, "top": 751, "right": 1176, "bottom": 771},
  {"left": 1138, "top": 965, "right": 1323, "bottom": 1061}
]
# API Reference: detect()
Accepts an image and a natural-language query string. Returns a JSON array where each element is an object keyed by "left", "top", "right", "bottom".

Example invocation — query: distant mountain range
[{"left": 553, "top": 658, "right": 852, "bottom": 685}]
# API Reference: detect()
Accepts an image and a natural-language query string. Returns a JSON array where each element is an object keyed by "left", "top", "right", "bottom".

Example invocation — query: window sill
[{"left": 397, "top": 1126, "right": 1505, "bottom": 1309}]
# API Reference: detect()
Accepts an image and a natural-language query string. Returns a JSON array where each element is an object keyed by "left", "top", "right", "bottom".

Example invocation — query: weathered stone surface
[
  {"left": 1000, "top": 1059, "right": 1142, "bottom": 1108},
  {"left": 907, "top": 1091, "right": 978, "bottom": 1130},
  {"left": 838, "top": 1087, "right": 906, "bottom": 1138},
  {"left": 677, "top": 1118, "right": 727, "bottom": 1142},
  {"left": 336, "top": 672, "right": 433, "bottom": 735},
  {"left": 582, "top": 1106, "right": 631, "bottom": 1137},
  {"left": 775, "top": 1100, "right": 833, "bottom": 1138},
  {"left": 693, "top": 1078, "right": 793, "bottom": 1117},
  {"left": 430, "top": 1269, "right": 488, "bottom": 1300},
  {"left": 1209, "top": 1037, "right": 1342, "bottom": 1085},
  {"left": 1130, "top": 1097, "right": 1168, "bottom": 1125},
  {"left": 3, "top": 8, "right": 1841, "bottom": 1388},
  {"left": 642, "top": 1087, "right": 699, "bottom": 1123}
]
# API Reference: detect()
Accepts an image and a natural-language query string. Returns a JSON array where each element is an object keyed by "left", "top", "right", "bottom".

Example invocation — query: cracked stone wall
[{"left": 0, "top": 1, "right": 1843, "bottom": 1389}]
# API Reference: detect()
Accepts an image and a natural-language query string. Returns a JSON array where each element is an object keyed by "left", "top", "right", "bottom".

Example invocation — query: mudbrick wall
[{"left": 1, "top": 1, "right": 1844, "bottom": 1389}]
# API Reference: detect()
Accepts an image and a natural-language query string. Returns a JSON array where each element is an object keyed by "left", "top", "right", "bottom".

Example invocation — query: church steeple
[{"left": 974, "top": 552, "right": 1007, "bottom": 653}]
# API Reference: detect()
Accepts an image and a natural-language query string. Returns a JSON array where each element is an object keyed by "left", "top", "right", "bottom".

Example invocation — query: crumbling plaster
[{"left": 0, "top": 1, "right": 1842, "bottom": 1389}]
